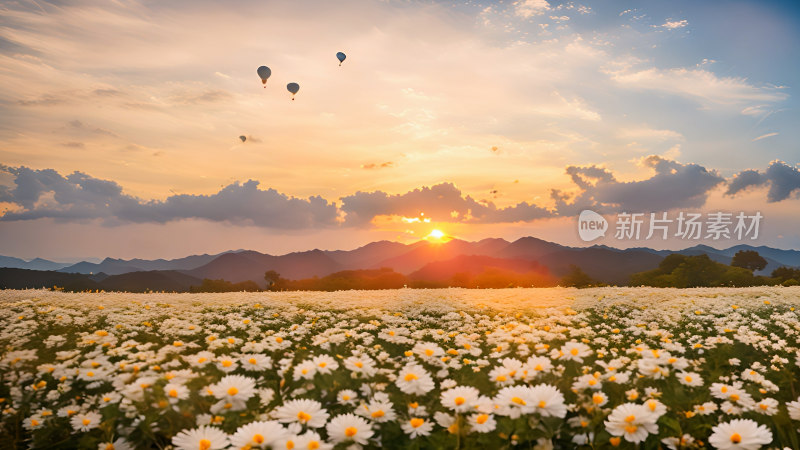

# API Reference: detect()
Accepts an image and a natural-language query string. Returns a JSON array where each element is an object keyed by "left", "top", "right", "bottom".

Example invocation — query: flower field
[{"left": 1, "top": 287, "right": 800, "bottom": 449}]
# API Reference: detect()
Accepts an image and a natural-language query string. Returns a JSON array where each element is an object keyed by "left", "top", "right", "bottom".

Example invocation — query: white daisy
[
  {"left": 326, "top": 413, "right": 374, "bottom": 445},
  {"left": 172, "top": 425, "right": 229, "bottom": 450},
  {"left": 708, "top": 419, "right": 772, "bottom": 450}
]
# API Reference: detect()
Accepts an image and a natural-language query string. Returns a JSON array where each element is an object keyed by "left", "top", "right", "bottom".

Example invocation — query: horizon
[
  {"left": 1, "top": 0, "right": 799, "bottom": 260},
  {"left": 4, "top": 234, "right": 799, "bottom": 265}
]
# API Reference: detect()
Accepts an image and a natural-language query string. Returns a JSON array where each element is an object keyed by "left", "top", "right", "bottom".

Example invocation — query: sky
[{"left": 1, "top": 0, "right": 799, "bottom": 261}]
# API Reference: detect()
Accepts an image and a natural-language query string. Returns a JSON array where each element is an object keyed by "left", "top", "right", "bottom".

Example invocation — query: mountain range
[{"left": 1, "top": 237, "right": 798, "bottom": 291}]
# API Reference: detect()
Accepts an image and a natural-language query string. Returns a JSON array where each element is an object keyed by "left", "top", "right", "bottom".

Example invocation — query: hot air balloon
[
  {"left": 336, "top": 52, "right": 346, "bottom": 66},
  {"left": 257, "top": 66, "right": 271, "bottom": 88},
  {"left": 239, "top": 136, "right": 246, "bottom": 143},
  {"left": 286, "top": 82, "right": 300, "bottom": 100}
]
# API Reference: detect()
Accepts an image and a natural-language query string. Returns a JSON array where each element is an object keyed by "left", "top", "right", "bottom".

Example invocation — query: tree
[
  {"left": 731, "top": 250, "right": 767, "bottom": 272},
  {"left": 264, "top": 270, "right": 286, "bottom": 291},
  {"left": 771, "top": 266, "right": 800, "bottom": 281},
  {"left": 560, "top": 265, "right": 599, "bottom": 288}
]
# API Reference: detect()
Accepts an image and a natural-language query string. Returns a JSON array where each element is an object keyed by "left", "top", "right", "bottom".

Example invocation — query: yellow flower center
[
  {"left": 297, "top": 411, "right": 311, "bottom": 422},
  {"left": 227, "top": 387, "right": 238, "bottom": 396},
  {"left": 82, "top": 418, "right": 91, "bottom": 426},
  {"left": 731, "top": 433, "right": 741, "bottom": 443},
  {"left": 454, "top": 397, "right": 465, "bottom": 405},
  {"left": 249, "top": 358, "right": 257, "bottom": 365},
  {"left": 410, "top": 418, "right": 424, "bottom": 428},
  {"left": 221, "top": 360, "right": 233, "bottom": 368},
  {"left": 511, "top": 397, "right": 526, "bottom": 405},
  {"left": 371, "top": 410, "right": 385, "bottom": 418},
  {"left": 625, "top": 425, "right": 638, "bottom": 434},
  {"left": 476, "top": 414, "right": 489, "bottom": 424},
  {"left": 254, "top": 434, "right": 264, "bottom": 444},
  {"left": 307, "top": 442, "right": 319, "bottom": 450},
  {"left": 425, "top": 349, "right": 434, "bottom": 356},
  {"left": 345, "top": 427, "right": 357, "bottom": 437},
  {"left": 570, "top": 348, "right": 579, "bottom": 356},
  {"left": 169, "top": 389, "right": 179, "bottom": 397},
  {"left": 404, "top": 373, "right": 419, "bottom": 381},
  {"left": 624, "top": 415, "right": 636, "bottom": 423},
  {"left": 199, "top": 439, "right": 211, "bottom": 450}
]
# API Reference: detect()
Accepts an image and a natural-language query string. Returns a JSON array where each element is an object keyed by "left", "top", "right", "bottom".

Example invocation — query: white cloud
[
  {"left": 605, "top": 65, "right": 788, "bottom": 109},
  {"left": 618, "top": 126, "right": 683, "bottom": 142},
  {"left": 514, "top": 0, "right": 551, "bottom": 18},
  {"left": 752, "top": 132, "right": 778, "bottom": 142},
  {"left": 656, "top": 19, "right": 688, "bottom": 29}
]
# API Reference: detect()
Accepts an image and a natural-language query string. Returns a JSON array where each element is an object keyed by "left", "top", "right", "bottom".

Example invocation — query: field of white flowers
[{"left": 1, "top": 286, "right": 800, "bottom": 449}]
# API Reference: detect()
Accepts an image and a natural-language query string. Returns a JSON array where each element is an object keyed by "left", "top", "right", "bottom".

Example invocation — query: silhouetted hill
[
  {"left": 496, "top": 236, "right": 567, "bottom": 259},
  {"left": 675, "top": 245, "right": 784, "bottom": 276},
  {"left": 409, "top": 255, "right": 549, "bottom": 281},
  {"left": 373, "top": 239, "right": 507, "bottom": 274},
  {"left": 5, "top": 238, "right": 799, "bottom": 291},
  {"left": 186, "top": 249, "right": 342, "bottom": 286},
  {"left": 0, "top": 268, "right": 96, "bottom": 290},
  {"left": 287, "top": 268, "right": 408, "bottom": 291},
  {"left": 539, "top": 248, "right": 663, "bottom": 285},
  {"left": 324, "top": 241, "right": 413, "bottom": 269},
  {"left": 98, "top": 270, "right": 203, "bottom": 292}
]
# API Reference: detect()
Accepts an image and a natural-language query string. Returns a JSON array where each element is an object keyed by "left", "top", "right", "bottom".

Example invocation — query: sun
[{"left": 425, "top": 229, "right": 447, "bottom": 241}]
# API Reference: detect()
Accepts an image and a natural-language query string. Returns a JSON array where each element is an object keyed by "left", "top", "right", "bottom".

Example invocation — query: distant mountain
[
  {"left": 58, "top": 251, "right": 233, "bottom": 275},
  {"left": 0, "top": 256, "right": 70, "bottom": 271},
  {"left": 677, "top": 245, "right": 787, "bottom": 276},
  {"left": 373, "top": 239, "right": 511, "bottom": 274},
  {"left": 59, "top": 259, "right": 143, "bottom": 275},
  {"left": 6, "top": 238, "right": 799, "bottom": 291},
  {"left": 186, "top": 249, "right": 342, "bottom": 287},
  {"left": 539, "top": 247, "right": 664, "bottom": 285},
  {"left": 496, "top": 236, "right": 566, "bottom": 260},
  {"left": 324, "top": 241, "right": 413, "bottom": 269}
]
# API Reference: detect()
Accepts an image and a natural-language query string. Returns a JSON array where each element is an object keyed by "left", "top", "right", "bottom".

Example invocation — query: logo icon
[{"left": 578, "top": 210, "right": 607, "bottom": 242}]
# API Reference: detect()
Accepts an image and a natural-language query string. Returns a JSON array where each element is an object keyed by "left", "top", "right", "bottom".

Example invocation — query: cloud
[
  {"left": 514, "top": 0, "right": 551, "bottom": 18},
  {"left": 726, "top": 160, "right": 800, "bottom": 202},
  {"left": 0, "top": 165, "right": 339, "bottom": 228},
  {"left": 167, "top": 89, "right": 233, "bottom": 105},
  {"left": 361, "top": 162, "right": 395, "bottom": 170},
  {"left": 656, "top": 19, "right": 688, "bottom": 29},
  {"left": 339, "top": 183, "right": 553, "bottom": 226},
  {"left": 551, "top": 156, "right": 725, "bottom": 215},
  {"left": 752, "top": 132, "right": 778, "bottom": 142},
  {"left": 605, "top": 66, "right": 788, "bottom": 109},
  {"left": 17, "top": 94, "right": 67, "bottom": 106}
]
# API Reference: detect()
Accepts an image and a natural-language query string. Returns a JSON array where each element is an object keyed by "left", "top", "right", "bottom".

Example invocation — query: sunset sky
[{"left": 1, "top": 0, "right": 799, "bottom": 260}]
